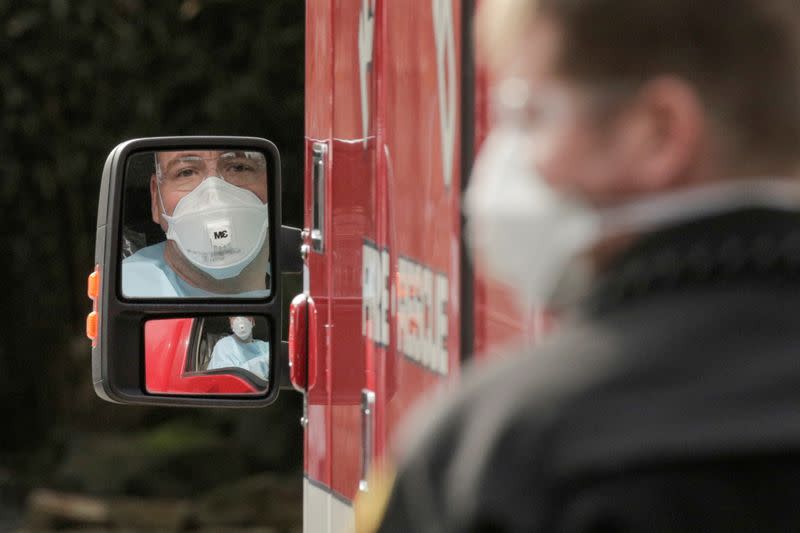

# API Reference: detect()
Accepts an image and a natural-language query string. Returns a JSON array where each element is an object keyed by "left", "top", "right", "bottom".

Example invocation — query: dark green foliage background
[{"left": 0, "top": 0, "right": 304, "bottom": 483}]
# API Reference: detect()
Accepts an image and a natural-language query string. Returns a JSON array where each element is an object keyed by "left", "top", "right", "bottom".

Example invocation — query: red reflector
[{"left": 288, "top": 293, "right": 309, "bottom": 392}]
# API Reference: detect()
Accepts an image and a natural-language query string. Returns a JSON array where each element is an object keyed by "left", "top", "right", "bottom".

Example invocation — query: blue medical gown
[
  {"left": 121, "top": 241, "right": 269, "bottom": 298},
  {"left": 207, "top": 335, "right": 270, "bottom": 381}
]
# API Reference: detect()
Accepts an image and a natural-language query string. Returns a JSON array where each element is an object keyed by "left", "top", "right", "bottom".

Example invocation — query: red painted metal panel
[
  {"left": 379, "top": 0, "right": 463, "bottom": 454},
  {"left": 145, "top": 318, "right": 192, "bottom": 391},
  {"left": 328, "top": 0, "right": 379, "bottom": 501},
  {"left": 304, "top": 0, "right": 334, "bottom": 489},
  {"left": 300, "top": 0, "right": 543, "bottom": 509}
]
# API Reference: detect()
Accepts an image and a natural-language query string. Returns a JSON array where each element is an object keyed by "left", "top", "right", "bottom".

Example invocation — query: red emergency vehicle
[{"left": 290, "top": 1, "right": 536, "bottom": 529}]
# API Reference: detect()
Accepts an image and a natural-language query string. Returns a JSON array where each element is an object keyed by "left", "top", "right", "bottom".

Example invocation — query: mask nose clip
[{"left": 198, "top": 176, "right": 226, "bottom": 201}]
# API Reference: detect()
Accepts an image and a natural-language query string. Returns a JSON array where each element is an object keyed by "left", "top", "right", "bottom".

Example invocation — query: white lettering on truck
[
  {"left": 397, "top": 256, "right": 449, "bottom": 375},
  {"left": 362, "top": 241, "right": 390, "bottom": 347},
  {"left": 362, "top": 244, "right": 450, "bottom": 375}
]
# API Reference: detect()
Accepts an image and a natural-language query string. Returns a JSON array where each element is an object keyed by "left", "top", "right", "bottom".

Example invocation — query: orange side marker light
[
  {"left": 88, "top": 269, "right": 100, "bottom": 300},
  {"left": 87, "top": 265, "right": 101, "bottom": 345},
  {"left": 86, "top": 312, "right": 98, "bottom": 342}
]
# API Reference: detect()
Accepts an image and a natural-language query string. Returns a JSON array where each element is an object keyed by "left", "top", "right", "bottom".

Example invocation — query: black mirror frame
[{"left": 92, "top": 136, "right": 283, "bottom": 407}]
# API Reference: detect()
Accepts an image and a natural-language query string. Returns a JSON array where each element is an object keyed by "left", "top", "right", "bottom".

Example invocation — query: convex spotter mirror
[
  {"left": 145, "top": 315, "right": 272, "bottom": 396},
  {"left": 91, "top": 137, "right": 289, "bottom": 407}
]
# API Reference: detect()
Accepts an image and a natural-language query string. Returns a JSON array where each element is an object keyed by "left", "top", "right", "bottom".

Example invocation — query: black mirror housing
[{"left": 91, "top": 136, "right": 285, "bottom": 407}]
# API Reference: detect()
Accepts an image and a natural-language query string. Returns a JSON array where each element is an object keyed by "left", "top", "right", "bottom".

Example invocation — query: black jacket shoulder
[{"left": 378, "top": 209, "right": 800, "bottom": 533}]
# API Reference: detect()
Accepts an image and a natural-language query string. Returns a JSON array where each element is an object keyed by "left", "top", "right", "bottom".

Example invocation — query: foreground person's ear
[{"left": 625, "top": 76, "right": 708, "bottom": 193}]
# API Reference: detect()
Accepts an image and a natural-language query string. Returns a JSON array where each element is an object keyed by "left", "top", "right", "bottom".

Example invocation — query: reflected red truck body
[
  {"left": 144, "top": 318, "right": 259, "bottom": 395},
  {"left": 297, "top": 2, "right": 541, "bottom": 530}
]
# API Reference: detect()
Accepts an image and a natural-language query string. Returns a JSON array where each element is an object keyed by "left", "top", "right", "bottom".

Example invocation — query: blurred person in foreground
[
  {"left": 365, "top": 0, "right": 800, "bottom": 531},
  {"left": 123, "top": 150, "right": 271, "bottom": 298}
]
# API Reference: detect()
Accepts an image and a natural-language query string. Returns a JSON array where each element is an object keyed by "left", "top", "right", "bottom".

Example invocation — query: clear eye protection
[
  {"left": 492, "top": 78, "right": 573, "bottom": 131},
  {"left": 155, "top": 151, "right": 267, "bottom": 193}
]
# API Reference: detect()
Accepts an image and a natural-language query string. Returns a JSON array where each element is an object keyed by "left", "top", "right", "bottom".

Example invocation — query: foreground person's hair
[{"left": 478, "top": 0, "right": 800, "bottom": 170}]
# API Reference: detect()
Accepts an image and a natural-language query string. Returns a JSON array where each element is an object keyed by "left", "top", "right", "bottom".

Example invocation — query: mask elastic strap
[
  {"left": 153, "top": 154, "right": 169, "bottom": 217},
  {"left": 155, "top": 177, "right": 170, "bottom": 220}
]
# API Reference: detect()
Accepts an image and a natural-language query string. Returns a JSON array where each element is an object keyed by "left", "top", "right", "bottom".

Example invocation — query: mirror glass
[
  {"left": 145, "top": 315, "right": 272, "bottom": 396},
  {"left": 121, "top": 149, "right": 271, "bottom": 299}
]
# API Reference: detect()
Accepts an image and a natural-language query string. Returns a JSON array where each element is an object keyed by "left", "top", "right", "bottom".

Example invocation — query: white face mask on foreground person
[{"left": 464, "top": 79, "right": 800, "bottom": 310}]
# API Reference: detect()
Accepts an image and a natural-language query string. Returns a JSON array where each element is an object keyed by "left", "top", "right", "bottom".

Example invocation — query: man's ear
[
  {"left": 150, "top": 174, "right": 161, "bottom": 225},
  {"left": 630, "top": 76, "right": 706, "bottom": 192}
]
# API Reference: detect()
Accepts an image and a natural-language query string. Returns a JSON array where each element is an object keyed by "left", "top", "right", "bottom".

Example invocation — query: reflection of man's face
[
  {"left": 150, "top": 150, "right": 268, "bottom": 231},
  {"left": 229, "top": 316, "right": 256, "bottom": 329}
]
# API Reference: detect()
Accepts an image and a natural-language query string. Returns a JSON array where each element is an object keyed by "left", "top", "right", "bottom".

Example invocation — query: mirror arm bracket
[
  {"left": 279, "top": 340, "right": 294, "bottom": 391},
  {"left": 280, "top": 225, "right": 303, "bottom": 273}
]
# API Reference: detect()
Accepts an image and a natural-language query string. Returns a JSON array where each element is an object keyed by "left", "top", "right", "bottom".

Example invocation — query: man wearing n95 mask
[
  {"left": 122, "top": 150, "right": 270, "bottom": 298},
  {"left": 207, "top": 316, "right": 269, "bottom": 382}
]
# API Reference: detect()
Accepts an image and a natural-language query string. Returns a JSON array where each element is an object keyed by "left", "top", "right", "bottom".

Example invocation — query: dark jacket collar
[{"left": 583, "top": 208, "right": 800, "bottom": 315}]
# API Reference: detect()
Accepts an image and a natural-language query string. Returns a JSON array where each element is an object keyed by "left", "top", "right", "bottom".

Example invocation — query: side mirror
[{"left": 89, "top": 136, "right": 292, "bottom": 407}]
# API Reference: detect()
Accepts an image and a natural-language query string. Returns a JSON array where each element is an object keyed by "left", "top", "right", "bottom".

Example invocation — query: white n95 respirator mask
[
  {"left": 162, "top": 176, "right": 269, "bottom": 280},
  {"left": 464, "top": 126, "right": 596, "bottom": 310},
  {"left": 231, "top": 316, "right": 254, "bottom": 340}
]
